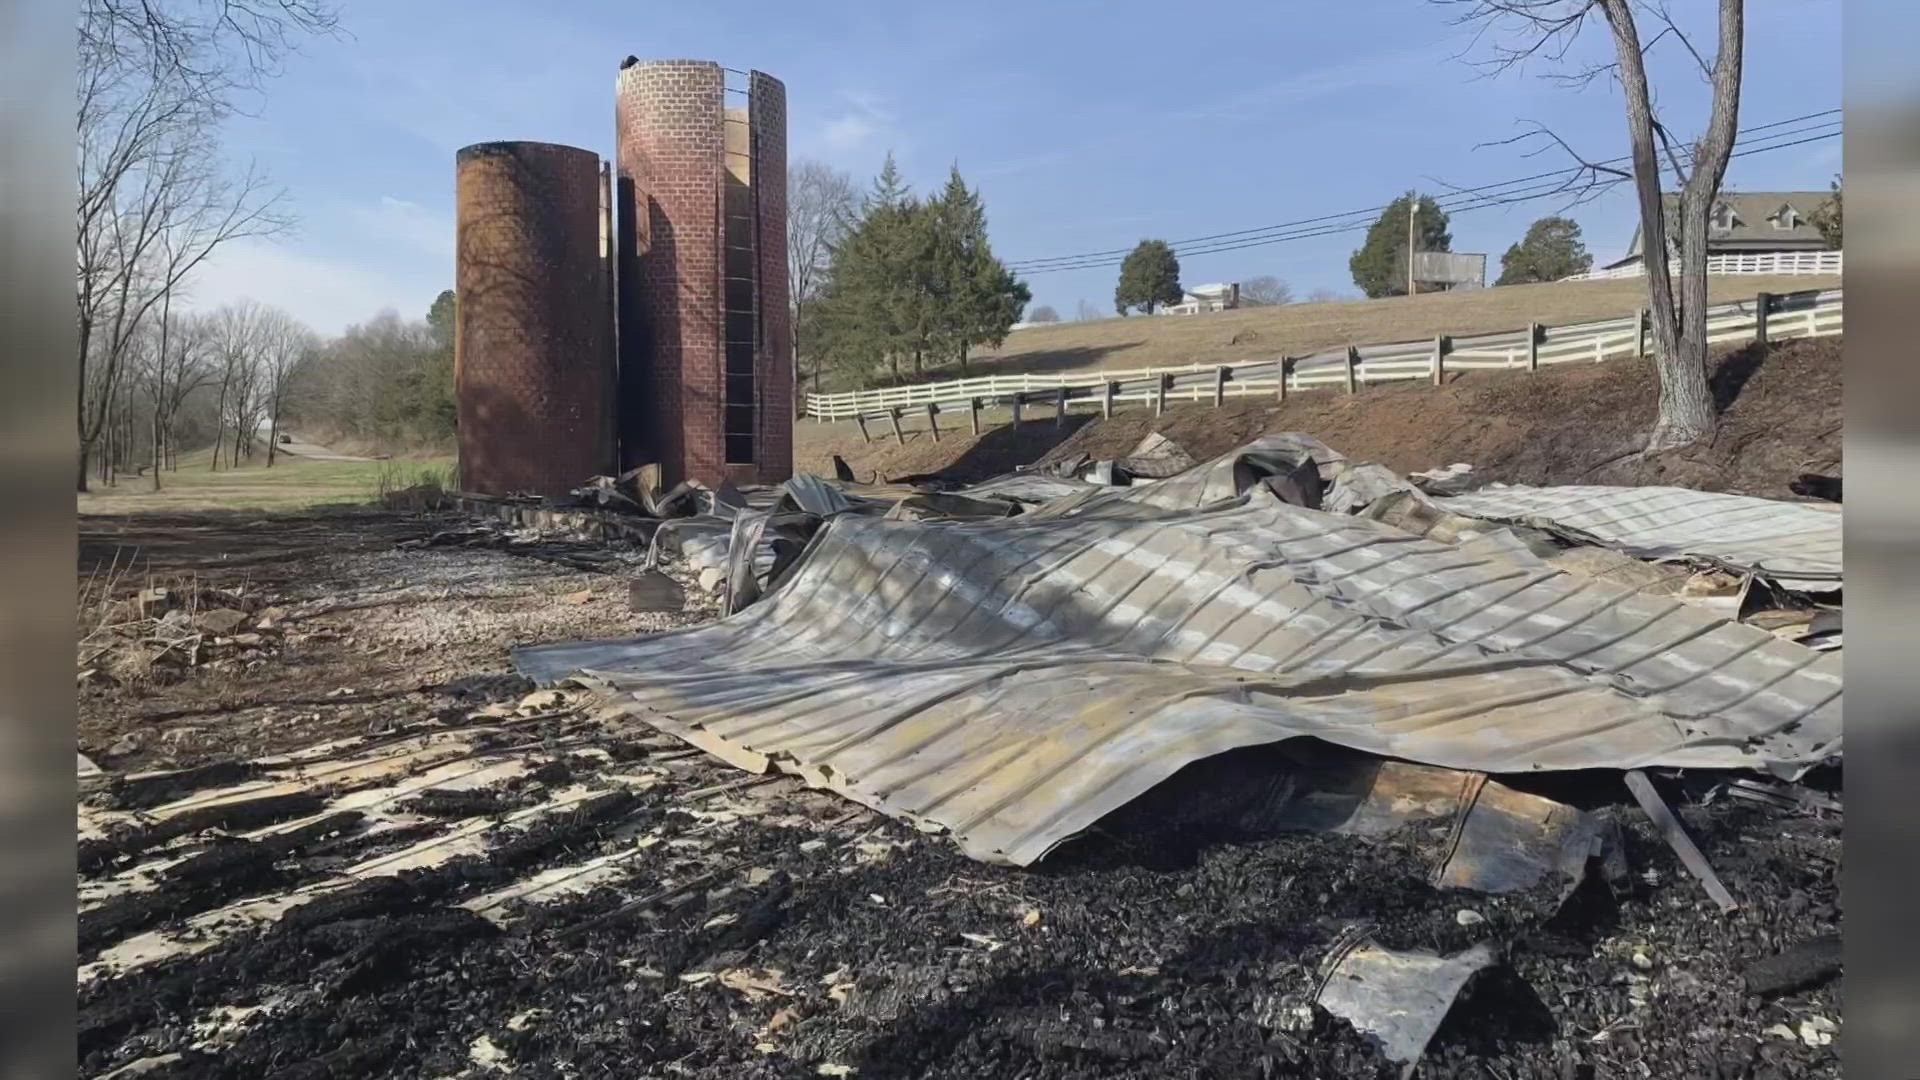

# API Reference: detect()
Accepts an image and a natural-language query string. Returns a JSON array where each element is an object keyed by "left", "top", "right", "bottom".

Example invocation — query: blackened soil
[{"left": 77, "top": 765, "right": 1842, "bottom": 1080}]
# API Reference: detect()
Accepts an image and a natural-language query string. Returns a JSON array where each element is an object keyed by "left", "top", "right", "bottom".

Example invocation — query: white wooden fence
[
  {"left": 1562, "top": 250, "right": 1842, "bottom": 282},
  {"left": 805, "top": 288, "right": 1842, "bottom": 426}
]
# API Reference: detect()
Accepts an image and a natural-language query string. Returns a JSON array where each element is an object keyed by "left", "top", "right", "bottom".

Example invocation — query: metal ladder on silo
[{"left": 720, "top": 72, "right": 759, "bottom": 467}]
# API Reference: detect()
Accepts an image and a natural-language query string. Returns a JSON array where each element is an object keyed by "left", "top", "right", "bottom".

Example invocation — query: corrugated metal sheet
[
  {"left": 1438, "top": 484, "right": 1842, "bottom": 591},
  {"left": 517, "top": 440, "right": 1839, "bottom": 866},
  {"left": 953, "top": 474, "right": 1096, "bottom": 504}
]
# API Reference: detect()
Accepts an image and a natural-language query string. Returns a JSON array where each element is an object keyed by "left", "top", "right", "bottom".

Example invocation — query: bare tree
[
  {"left": 1026, "top": 304, "right": 1060, "bottom": 323},
  {"left": 1239, "top": 275, "right": 1293, "bottom": 306},
  {"left": 1074, "top": 299, "right": 1102, "bottom": 322},
  {"left": 206, "top": 300, "right": 268, "bottom": 468},
  {"left": 1306, "top": 288, "right": 1343, "bottom": 304},
  {"left": 787, "top": 159, "right": 857, "bottom": 406},
  {"left": 1439, "top": 0, "right": 1743, "bottom": 450},
  {"left": 254, "top": 306, "right": 315, "bottom": 465},
  {"left": 75, "top": 0, "right": 337, "bottom": 490},
  {"left": 134, "top": 304, "right": 216, "bottom": 489}
]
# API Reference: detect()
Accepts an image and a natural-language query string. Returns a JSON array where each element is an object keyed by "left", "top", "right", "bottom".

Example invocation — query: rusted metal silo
[{"left": 454, "top": 140, "right": 614, "bottom": 497}]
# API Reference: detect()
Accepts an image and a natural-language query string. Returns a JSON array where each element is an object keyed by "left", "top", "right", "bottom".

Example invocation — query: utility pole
[{"left": 1406, "top": 196, "right": 1418, "bottom": 297}]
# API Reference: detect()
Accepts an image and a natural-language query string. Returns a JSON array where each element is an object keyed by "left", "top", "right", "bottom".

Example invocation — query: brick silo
[
  {"left": 454, "top": 141, "right": 614, "bottom": 498},
  {"left": 614, "top": 59, "right": 791, "bottom": 488}
]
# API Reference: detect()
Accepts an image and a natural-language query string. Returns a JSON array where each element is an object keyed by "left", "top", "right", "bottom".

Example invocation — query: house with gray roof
[{"left": 1605, "top": 191, "right": 1835, "bottom": 270}]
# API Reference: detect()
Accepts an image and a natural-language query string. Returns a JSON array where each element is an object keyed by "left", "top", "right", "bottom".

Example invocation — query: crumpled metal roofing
[
  {"left": 517, "top": 438, "right": 1840, "bottom": 865},
  {"left": 1438, "top": 483, "right": 1842, "bottom": 592},
  {"left": 951, "top": 474, "right": 1095, "bottom": 504}
]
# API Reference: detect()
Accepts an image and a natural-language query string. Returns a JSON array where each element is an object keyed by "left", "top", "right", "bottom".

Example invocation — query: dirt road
[{"left": 272, "top": 433, "right": 371, "bottom": 461}]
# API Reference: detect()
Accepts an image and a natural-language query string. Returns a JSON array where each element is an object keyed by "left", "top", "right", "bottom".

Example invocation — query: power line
[
  {"left": 1003, "top": 110, "right": 1841, "bottom": 274},
  {"left": 1004, "top": 109, "right": 1839, "bottom": 270},
  {"left": 1007, "top": 120, "right": 1840, "bottom": 273},
  {"left": 1008, "top": 127, "right": 1841, "bottom": 274}
]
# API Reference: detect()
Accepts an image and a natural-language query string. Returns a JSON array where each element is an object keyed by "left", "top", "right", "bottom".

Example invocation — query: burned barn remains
[
  {"left": 79, "top": 421, "right": 1843, "bottom": 1078},
  {"left": 74, "top": 46, "right": 1846, "bottom": 1080}
]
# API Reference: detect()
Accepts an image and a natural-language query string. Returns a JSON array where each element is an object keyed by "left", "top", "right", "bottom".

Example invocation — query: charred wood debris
[{"left": 79, "top": 434, "right": 1842, "bottom": 1079}]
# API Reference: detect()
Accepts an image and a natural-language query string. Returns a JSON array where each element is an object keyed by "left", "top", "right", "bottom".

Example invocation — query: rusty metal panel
[
  {"left": 1438, "top": 483, "right": 1842, "bottom": 591},
  {"left": 516, "top": 439, "right": 1840, "bottom": 865}
]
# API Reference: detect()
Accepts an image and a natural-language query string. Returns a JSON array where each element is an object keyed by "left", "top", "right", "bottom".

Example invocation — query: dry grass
[
  {"left": 950, "top": 274, "right": 1837, "bottom": 380},
  {"left": 77, "top": 448, "right": 456, "bottom": 515}
]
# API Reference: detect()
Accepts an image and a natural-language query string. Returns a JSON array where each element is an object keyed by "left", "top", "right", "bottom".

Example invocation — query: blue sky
[{"left": 194, "top": 0, "right": 1841, "bottom": 333}]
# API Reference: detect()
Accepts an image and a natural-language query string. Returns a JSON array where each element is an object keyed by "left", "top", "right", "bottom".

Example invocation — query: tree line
[
  {"left": 281, "top": 292, "right": 456, "bottom": 446},
  {"left": 73, "top": 0, "right": 466, "bottom": 491},
  {"left": 77, "top": 289, "right": 458, "bottom": 490},
  {"left": 76, "top": 0, "right": 339, "bottom": 491}
]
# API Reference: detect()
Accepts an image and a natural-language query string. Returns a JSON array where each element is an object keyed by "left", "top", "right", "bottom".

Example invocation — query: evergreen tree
[
  {"left": 427, "top": 289, "right": 456, "bottom": 349},
  {"left": 1114, "top": 240, "right": 1182, "bottom": 315},
  {"left": 1495, "top": 216, "right": 1592, "bottom": 285},
  {"left": 818, "top": 153, "right": 920, "bottom": 380},
  {"left": 813, "top": 157, "right": 1027, "bottom": 386},
  {"left": 1348, "top": 192, "right": 1451, "bottom": 298},
  {"left": 926, "top": 165, "right": 1029, "bottom": 373}
]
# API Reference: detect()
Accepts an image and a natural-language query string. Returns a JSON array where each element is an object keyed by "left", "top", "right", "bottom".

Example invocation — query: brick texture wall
[
  {"left": 750, "top": 70, "right": 792, "bottom": 485},
  {"left": 614, "top": 59, "right": 792, "bottom": 488},
  {"left": 615, "top": 60, "right": 723, "bottom": 487},
  {"left": 454, "top": 141, "right": 614, "bottom": 498}
]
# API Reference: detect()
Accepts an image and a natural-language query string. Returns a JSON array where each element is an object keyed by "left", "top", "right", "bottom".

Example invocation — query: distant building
[
  {"left": 1605, "top": 191, "right": 1832, "bottom": 270},
  {"left": 1161, "top": 282, "right": 1240, "bottom": 315}
]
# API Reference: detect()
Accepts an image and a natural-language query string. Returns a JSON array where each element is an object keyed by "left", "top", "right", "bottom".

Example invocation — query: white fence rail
[
  {"left": 1562, "top": 250, "right": 1842, "bottom": 282},
  {"left": 805, "top": 288, "right": 1842, "bottom": 424}
]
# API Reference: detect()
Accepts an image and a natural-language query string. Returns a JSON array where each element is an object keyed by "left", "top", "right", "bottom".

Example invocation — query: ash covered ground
[{"left": 76, "top": 507, "right": 1842, "bottom": 1079}]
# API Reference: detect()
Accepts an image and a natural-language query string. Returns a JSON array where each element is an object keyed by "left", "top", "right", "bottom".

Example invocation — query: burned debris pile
[
  {"left": 77, "top": 436, "right": 1843, "bottom": 1078},
  {"left": 78, "top": 577, "right": 300, "bottom": 689}
]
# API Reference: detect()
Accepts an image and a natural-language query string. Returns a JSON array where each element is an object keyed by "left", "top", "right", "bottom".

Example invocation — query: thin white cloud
[
  {"left": 182, "top": 236, "right": 438, "bottom": 335},
  {"left": 1176, "top": 42, "right": 1446, "bottom": 123},
  {"left": 822, "top": 113, "right": 880, "bottom": 152},
  {"left": 797, "top": 90, "right": 906, "bottom": 167},
  {"left": 977, "top": 44, "right": 1439, "bottom": 181},
  {"left": 346, "top": 195, "right": 453, "bottom": 261}
]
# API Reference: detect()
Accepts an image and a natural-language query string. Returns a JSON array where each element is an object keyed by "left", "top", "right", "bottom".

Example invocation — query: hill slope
[
  {"left": 795, "top": 336, "right": 1841, "bottom": 501},
  {"left": 947, "top": 274, "right": 1836, "bottom": 382}
]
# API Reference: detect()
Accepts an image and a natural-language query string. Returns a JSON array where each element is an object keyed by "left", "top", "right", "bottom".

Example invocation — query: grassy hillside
[
  {"left": 77, "top": 449, "right": 454, "bottom": 515},
  {"left": 796, "top": 336, "right": 1841, "bottom": 501},
  {"left": 946, "top": 274, "right": 1836, "bottom": 381}
]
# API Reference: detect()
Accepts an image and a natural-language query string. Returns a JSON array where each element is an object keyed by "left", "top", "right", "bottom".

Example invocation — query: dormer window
[
  {"left": 1771, "top": 205, "right": 1799, "bottom": 230},
  {"left": 1710, "top": 202, "right": 1739, "bottom": 231}
]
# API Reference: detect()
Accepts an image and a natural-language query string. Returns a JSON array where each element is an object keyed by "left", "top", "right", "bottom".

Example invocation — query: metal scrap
[
  {"left": 1439, "top": 483, "right": 1843, "bottom": 592},
  {"left": 1083, "top": 745, "right": 1605, "bottom": 896},
  {"left": 1315, "top": 934, "right": 1500, "bottom": 1077},
  {"left": 1624, "top": 770, "right": 1739, "bottom": 912},
  {"left": 1409, "top": 462, "right": 1476, "bottom": 496},
  {"left": 1119, "top": 431, "right": 1196, "bottom": 479},
  {"left": 518, "top": 438, "right": 1840, "bottom": 866}
]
